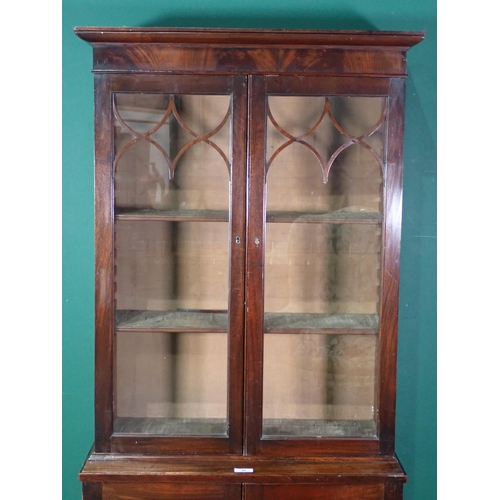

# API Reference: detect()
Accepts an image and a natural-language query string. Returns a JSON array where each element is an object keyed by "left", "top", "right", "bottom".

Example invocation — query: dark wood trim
[
  {"left": 245, "top": 75, "right": 267, "bottom": 456},
  {"left": 80, "top": 454, "right": 406, "bottom": 483},
  {"left": 75, "top": 28, "right": 424, "bottom": 77},
  {"left": 90, "top": 45, "right": 408, "bottom": 77},
  {"left": 228, "top": 75, "right": 248, "bottom": 454},
  {"left": 278, "top": 48, "right": 406, "bottom": 77},
  {"left": 94, "top": 73, "right": 114, "bottom": 452},
  {"left": 102, "top": 482, "right": 241, "bottom": 499},
  {"left": 384, "top": 482, "right": 404, "bottom": 500},
  {"left": 93, "top": 45, "right": 279, "bottom": 75},
  {"left": 111, "top": 435, "right": 230, "bottom": 455},
  {"left": 258, "top": 437, "right": 379, "bottom": 457},
  {"left": 82, "top": 481, "right": 102, "bottom": 500},
  {"left": 245, "top": 484, "right": 263, "bottom": 500},
  {"left": 377, "top": 78, "right": 406, "bottom": 455},
  {"left": 247, "top": 483, "right": 385, "bottom": 500},
  {"left": 74, "top": 27, "right": 425, "bottom": 48},
  {"left": 265, "top": 75, "right": 391, "bottom": 96},
  {"left": 109, "top": 73, "right": 234, "bottom": 93}
]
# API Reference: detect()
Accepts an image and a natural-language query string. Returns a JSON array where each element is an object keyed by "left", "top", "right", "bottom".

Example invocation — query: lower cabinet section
[
  {"left": 83, "top": 482, "right": 403, "bottom": 500},
  {"left": 80, "top": 454, "right": 406, "bottom": 500},
  {"left": 100, "top": 482, "right": 241, "bottom": 500},
  {"left": 245, "top": 483, "right": 385, "bottom": 500}
]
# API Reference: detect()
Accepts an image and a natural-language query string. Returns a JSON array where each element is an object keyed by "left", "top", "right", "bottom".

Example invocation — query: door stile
[
  {"left": 227, "top": 75, "right": 248, "bottom": 454},
  {"left": 245, "top": 75, "right": 267, "bottom": 456}
]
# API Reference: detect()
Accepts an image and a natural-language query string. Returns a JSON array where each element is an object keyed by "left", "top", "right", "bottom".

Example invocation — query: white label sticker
[{"left": 234, "top": 468, "right": 253, "bottom": 473}]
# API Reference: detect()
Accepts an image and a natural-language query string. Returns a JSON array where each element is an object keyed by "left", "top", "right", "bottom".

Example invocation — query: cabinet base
[{"left": 80, "top": 450, "right": 406, "bottom": 499}]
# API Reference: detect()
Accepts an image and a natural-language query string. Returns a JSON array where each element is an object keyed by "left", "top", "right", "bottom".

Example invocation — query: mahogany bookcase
[{"left": 75, "top": 27, "right": 424, "bottom": 500}]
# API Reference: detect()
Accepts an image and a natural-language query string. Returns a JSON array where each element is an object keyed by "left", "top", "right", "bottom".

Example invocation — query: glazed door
[
  {"left": 94, "top": 74, "right": 247, "bottom": 454},
  {"left": 245, "top": 75, "right": 405, "bottom": 456}
]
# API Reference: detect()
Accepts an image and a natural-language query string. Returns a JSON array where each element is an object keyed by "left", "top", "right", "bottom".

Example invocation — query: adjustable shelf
[
  {"left": 115, "top": 310, "right": 228, "bottom": 333},
  {"left": 116, "top": 209, "right": 230, "bottom": 222},
  {"left": 266, "top": 210, "right": 382, "bottom": 224},
  {"left": 115, "top": 310, "right": 379, "bottom": 335}
]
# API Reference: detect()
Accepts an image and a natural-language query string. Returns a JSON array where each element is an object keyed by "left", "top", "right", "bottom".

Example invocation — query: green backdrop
[{"left": 62, "top": 1, "right": 436, "bottom": 499}]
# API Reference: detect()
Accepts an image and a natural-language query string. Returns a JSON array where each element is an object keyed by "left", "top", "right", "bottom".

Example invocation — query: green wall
[{"left": 62, "top": 2, "right": 436, "bottom": 499}]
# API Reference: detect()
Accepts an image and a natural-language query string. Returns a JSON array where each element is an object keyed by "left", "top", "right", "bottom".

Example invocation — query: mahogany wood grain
[
  {"left": 94, "top": 73, "right": 114, "bottom": 452},
  {"left": 377, "top": 78, "right": 406, "bottom": 455},
  {"left": 93, "top": 46, "right": 279, "bottom": 75},
  {"left": 245, "top": 75, "right": 267, "bottom": 456},
  {"left": 74, "top": 27, "right": 424, "bottom": 48},
  {"left": 75, "top": 28, "right": 423, "bottom": 78},
  {"left": 82, "top": 482, "right": 102, "bottom": 500},
  {"left": 265, "top": 74, "right": 391, "bottom": 96},
  {"left": 246, "top": 483, "right": 384, "bottom": 500},
  {"left": 279, "top": 48, "right": 406, "bottom": 76},
  {"left": 385, "top": 482, "right": 404, "bottom": 500},
  {"left": 109, "top": 74, "right": 234, "bottom": 94},
  {"left": 110, "top": 435, "right": 229, "bottom": 455},
  {"left": 79, "top": 454, "right": 406, "bottom": 484},
  {"left": 258, "top": 437, "right": 379, "bottom": 457},
  {"left": 228, "top": 75, "right": 248, "bottom": 455},
  {"left": 102, "top": 482, "right": 240, "bottom": 500},
  {"left": 90, "top": 45, "right": 409, "bottom": 77}
]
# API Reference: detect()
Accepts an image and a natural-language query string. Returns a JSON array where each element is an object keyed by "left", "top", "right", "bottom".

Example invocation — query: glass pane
[
  {"left": 266, "top": 96, "right": 385, "bottom": 213},
  {"left": 263, "top": 95, "right": 385, "bottom": 437},
  {"left": 263, "top": 334, "right": 376, "bottom": 437},
  {"left": 115, "top": 221, "right": 229, "bottom": 312},
  {"left": 113, "top": 93, "right": 231, "bottom": 436},
  {"left": 265, "top": 223, "right": 381, "bottom": 315},
  {"left": 114, "top": 94, "right": 231, "bottom": 212},
  {"left": 116, "top": 332, "right": 228, "bottom": 436}
]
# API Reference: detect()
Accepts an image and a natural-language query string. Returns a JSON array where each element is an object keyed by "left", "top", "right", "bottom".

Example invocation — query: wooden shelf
[
  {"left": 115, "top": 208, "right": 381, "bottom": 224},
  {"left": 264, "top": 312, "right": 379, "bottom": 334},
  {"left": 115, "top": 310, "right": 378, "bottom": 335},
  {"left": 114, "top": 417, "right": 375, "bottom": 438},
  {"left": 115, "top": 310, "right": 228, "bottom": 333},
  {"left": 79, "top": 453, "right": 406, "bottom": 483},
  {"left": 266, "top": 210, "right": 382, "bottom": 224},
  {"left": 263, "top": 418, "right": 376, "bottom": 438},
  {"left": 115, "top": 417, "right": 227, "bottom": 436},
  {"left": 116, "top": 209, "right": 229, "bottom": 222}
]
